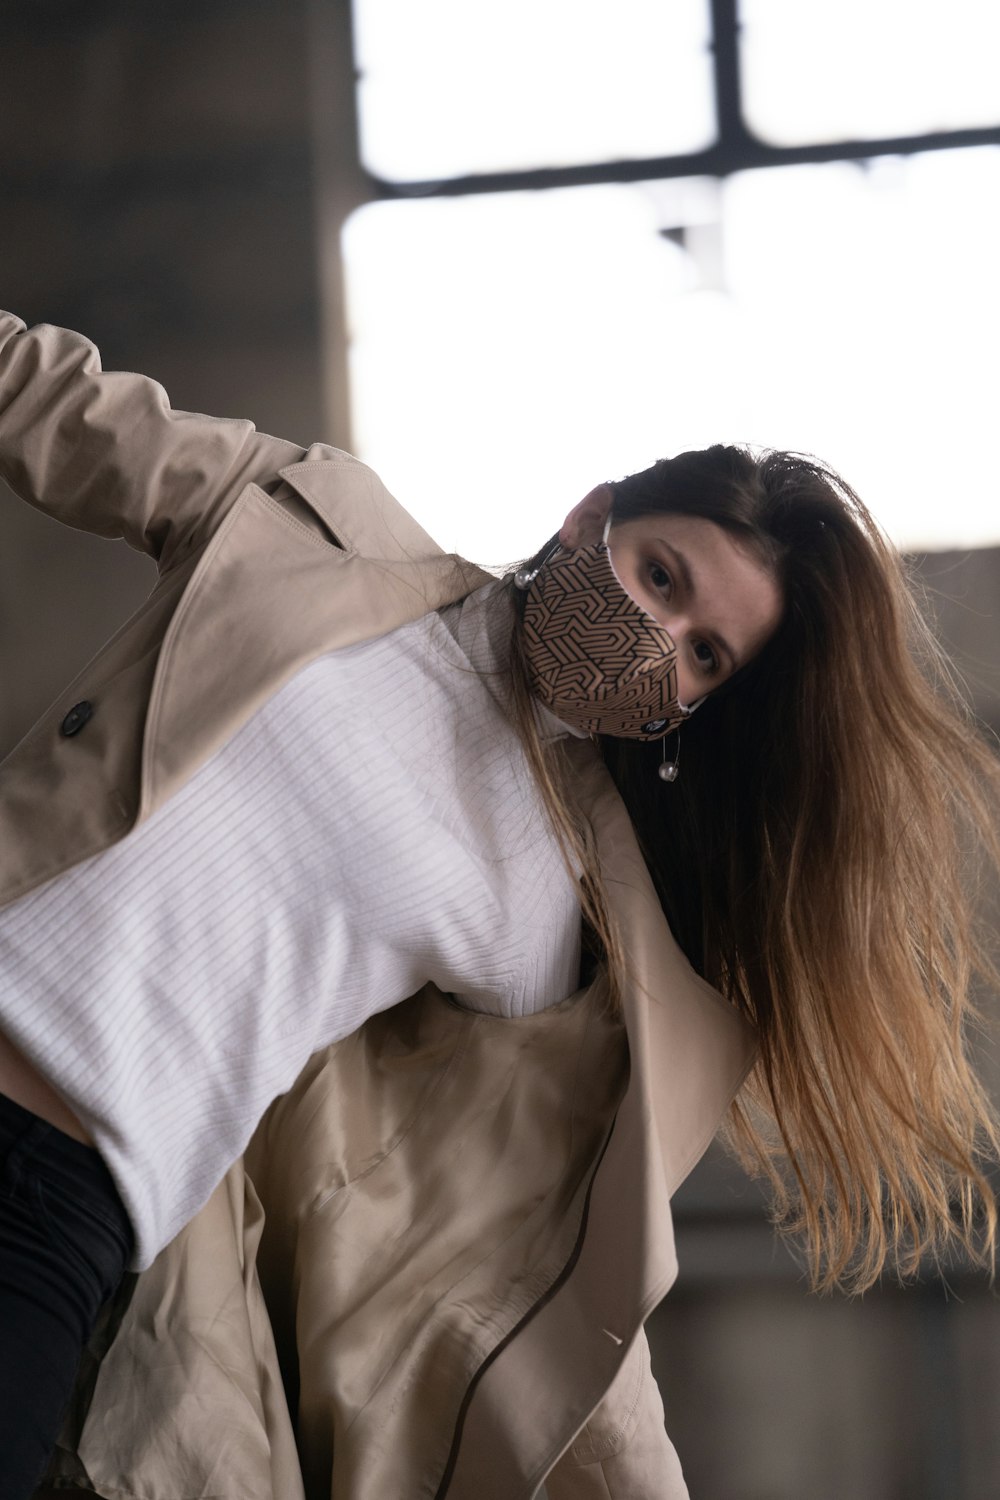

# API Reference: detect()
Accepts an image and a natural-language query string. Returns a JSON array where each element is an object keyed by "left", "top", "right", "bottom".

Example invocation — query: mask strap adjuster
[{"left": 513, "top": 536, "right": 561, "bottom": 591}]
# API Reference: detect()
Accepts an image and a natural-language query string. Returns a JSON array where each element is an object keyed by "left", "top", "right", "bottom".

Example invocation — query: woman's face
[{"left": 560, "top": 485, "right": 784, "bottom": 707}]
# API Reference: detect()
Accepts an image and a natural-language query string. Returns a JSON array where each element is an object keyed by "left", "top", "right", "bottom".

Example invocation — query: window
[
  {"left": 339, "top": 3, "right": 1000, "bottom": 556},
  {"left": 352, "top": 0, "right": 715, "bottom": 181},
  {"left": 741, "top": 0, "right": 1000, "bottom": 145}
]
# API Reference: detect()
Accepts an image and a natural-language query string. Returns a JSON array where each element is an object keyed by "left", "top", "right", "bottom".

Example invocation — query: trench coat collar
[{"left": 140, "top": 451, "right": 494, "bottom": 818}]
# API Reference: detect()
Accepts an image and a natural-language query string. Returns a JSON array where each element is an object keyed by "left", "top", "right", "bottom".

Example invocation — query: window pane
[
  {"left": 341, "top": 148, "right": 1000, "bottom": 557},
  {"left": 741, "top": 0, "right": 1000, "bottom": 145},
  {"left": 352, "top": 0, "right": 715, "bottom": 181}
]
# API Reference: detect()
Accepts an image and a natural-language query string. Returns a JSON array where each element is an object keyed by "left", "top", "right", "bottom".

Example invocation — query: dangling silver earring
[{"left": 658, "top": 732, "right": 680, "bottom": 783}]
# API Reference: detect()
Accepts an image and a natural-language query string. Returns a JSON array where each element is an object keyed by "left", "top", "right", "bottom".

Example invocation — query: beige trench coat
[{"left": 0, "top": 312, "right": 756, "bottom": 1499}]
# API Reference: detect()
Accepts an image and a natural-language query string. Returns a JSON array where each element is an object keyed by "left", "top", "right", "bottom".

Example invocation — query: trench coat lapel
[
  {"left": 139, "top": 459, "right": 492, "bottom": 818},
  {"left": 574, "top": 742, "right": 758, "bottom": 1198},
  {"left": 444, "top": 743, "right": 757, "bottom": 1497}
]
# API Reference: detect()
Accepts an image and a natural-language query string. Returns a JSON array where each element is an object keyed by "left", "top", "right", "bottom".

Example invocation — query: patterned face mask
[{"left": 519, "top": 534, "right": 702, "bottom": 741}]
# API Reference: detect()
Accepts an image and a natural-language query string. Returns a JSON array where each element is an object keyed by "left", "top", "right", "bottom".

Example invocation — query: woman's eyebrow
[{"left": 663, "top": 541, "right": 739, "bottom": 671}]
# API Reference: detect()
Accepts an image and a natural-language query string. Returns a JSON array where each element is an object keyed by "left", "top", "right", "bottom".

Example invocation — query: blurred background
[{"left": 1, "top": 1, "right": 999, "bottom": 1495}]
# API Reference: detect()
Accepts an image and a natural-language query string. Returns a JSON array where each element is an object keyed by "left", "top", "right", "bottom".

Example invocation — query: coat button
[{"left": 60, "top": 700, "right": 94, "bottom": 737}]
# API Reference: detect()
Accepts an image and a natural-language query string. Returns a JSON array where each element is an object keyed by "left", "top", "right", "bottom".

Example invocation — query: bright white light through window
[
  {"left": 351, "top": 0, "right": 715, "bottom": 180},
  {"left": 341, "top": 147, "right": 1000, "bottom": 559},
  {"left": 741, "top": 0, "right": 1000, "bottom": 145}
]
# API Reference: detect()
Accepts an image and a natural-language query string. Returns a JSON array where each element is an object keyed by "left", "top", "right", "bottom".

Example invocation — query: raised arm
[{"left": 0, "top": 310, "right": 306, "bottom": 572}]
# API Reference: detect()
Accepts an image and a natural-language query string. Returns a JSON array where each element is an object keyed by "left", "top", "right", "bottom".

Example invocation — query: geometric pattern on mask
[{"left": 521, "top": 542, "right": 689, "bottom": 740}]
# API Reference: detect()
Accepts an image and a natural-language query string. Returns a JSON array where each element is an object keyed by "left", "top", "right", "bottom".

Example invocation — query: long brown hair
[{"left": 508, "top": 444, "right": 1000, "bottom": 1293}]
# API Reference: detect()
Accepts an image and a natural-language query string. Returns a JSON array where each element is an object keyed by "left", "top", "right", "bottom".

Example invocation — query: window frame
[{"left": 351, "top": 0, "right": 1000, "bottom": 199}]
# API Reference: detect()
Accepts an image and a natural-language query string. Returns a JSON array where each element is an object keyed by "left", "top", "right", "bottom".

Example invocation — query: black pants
[{"left": 0, "top": 1092, "right": 133, "bottom": 1500}]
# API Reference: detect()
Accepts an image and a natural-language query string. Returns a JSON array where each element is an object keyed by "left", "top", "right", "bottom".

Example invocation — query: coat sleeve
[
  {"left": 544, "top": 1329, "right": 690, "bottom": 1500},
  {"left": 0, "top": 310, "right": 306, "bottom": 571}
]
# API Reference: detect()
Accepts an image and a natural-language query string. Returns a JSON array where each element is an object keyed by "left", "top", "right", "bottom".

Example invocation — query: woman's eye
[
  {"left": 693, "top": 640, "right": 719, "bottom": 674},
  {"left": 649, "top": 562, "right": 672, "bottom": 594}
]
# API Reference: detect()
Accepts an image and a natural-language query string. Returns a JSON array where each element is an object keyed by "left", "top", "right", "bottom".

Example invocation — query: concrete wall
[{"left": 0, "top": 0, "right": 325, "bottom": 752}]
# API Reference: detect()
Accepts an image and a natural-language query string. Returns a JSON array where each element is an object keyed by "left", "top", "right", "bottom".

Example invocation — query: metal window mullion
[
  {"left": 351, "top": 0, "right": 1000, "bottom": 200},
  {"left": 364, "top": 122, "right": 1000, "bottom": 199}
]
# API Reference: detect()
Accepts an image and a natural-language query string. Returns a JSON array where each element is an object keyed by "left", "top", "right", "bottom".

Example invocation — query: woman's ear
[{"left": 559, "top": 483, "right": 614, "bottom": 548}]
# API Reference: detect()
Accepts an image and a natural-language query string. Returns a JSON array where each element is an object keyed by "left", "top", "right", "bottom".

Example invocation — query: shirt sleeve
[{"left": 0, "top": 309, "right": 306, "bottom": 571}]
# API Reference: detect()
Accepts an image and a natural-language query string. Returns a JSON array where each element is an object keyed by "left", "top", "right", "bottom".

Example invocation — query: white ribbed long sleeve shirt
[{"left": 0, "top": 582, "right": 583, "bottom": 1268}]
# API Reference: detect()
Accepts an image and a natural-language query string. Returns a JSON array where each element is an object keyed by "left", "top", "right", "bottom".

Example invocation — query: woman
[{"left": 0, "top": 309, "right": 997, "bottom": 1499}]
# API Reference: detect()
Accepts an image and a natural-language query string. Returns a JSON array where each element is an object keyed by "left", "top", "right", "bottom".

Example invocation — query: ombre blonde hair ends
[{"left": 505, "top": 445, "right": 1000, "bottom": 1294}]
